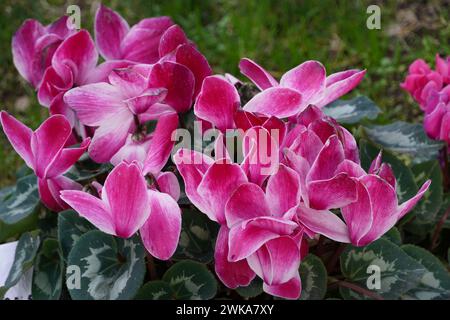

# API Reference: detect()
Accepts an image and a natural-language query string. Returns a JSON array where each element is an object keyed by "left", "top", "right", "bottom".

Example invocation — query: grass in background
[{"left": 1, "top": 0, "right": 449, "bottom": 186}]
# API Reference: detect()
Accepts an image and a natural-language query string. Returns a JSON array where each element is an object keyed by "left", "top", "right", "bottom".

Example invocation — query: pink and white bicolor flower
[
  {"left": 174, "top": 148, "right": 304, "bottom": 299},
  {"left": 0, "top": 111, "right": 90, "bottom": 212},
  {"left": 61, "top": 161, "right": 182, "bottom": 260},
  {"left": 64, "top": 63, "right": 190, "bottom": 163},
  {"left": 339, "top": 152, "right": 431, "bottom": 246},
  {"left": 239, "top": 58, "right": 366, "bottom": 118},
  {"left": 12, "top": 16, "right": 76, "bottom": 88}
]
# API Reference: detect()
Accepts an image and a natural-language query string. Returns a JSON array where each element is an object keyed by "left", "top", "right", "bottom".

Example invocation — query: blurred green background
[{"left": 1, "top": 0, "right": 449, "bottom": 186}]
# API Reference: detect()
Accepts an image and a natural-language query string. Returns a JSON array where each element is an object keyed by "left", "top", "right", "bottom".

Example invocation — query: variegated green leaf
[
  {"left": 299, "top": 254, "right": 327, "bottom": 300},
  {"left": 340, "top": 238, "right": 426, "bottom": 300},
  {"left": 0, "top": 231, "right": 40, "bottom": 298},
  {"left": 0, "top": 175, "right": 39, "bottom": 224},
  {"left": 57, "top": 210, "right": 94, "bottom": 260},
  {"left": 323, "top": 96, "right": 380, "bottom": 124},
  {"left": 32, "top": 239, "right": 63, "bottom": 300},
  {"left": 163, "top": 260, "right": 217, "bottom": 300},
  {"left": 363, "top": 121, "right": 443, "bottom": 163},
  {"left": 382, "top": 227, "right": 402, "bottom": 246},
  {"left": 401, "top": 245, "right": 450, "bottom": 300},
  {"left": 135, "top": 281, "right": 174, "bottom": 300},
  {"left": 173, "top": 208, "right": 219, "bottom": 263},
  {"left": 236, "top": 278, "right": 263, "bottom": 298},
  {"left": 67, "top": 230, "right": 146, "bottom": 300}
]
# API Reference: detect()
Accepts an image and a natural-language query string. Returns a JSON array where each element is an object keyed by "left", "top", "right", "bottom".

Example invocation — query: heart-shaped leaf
[
  {"left": 32, "top": 238, "right": 63, "bottom": 300},
  {"left": 299, "top": 254, "right": 328, "bottom": 300},
  {"left": 340, "top": 238, "right": 426, "bottom": 299},
  {"left": 173, "top": 208, "right": 219, "bottom": 263},
  {"left": 162, "top": 260, "right": 217, "bottom": 300},
  {"left": 134, "top": 281, "right": 174, "bottom": 300},
  {"left": 57, "top": 210, "right": 94, "bottom": 260},
  {"left": 323, "top": 96, "right": 380, "bottom": 124},
  {"left": 67, "top": 230, "right": 146, "bottom": 300},
  {"left": 363, "top": 121, "right": 443, "bottom": 163}
]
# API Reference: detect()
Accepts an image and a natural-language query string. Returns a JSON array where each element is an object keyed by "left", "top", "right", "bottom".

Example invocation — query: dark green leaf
[
  {"left": 401, "top": 245, "right": 450, "bottom": 300},
  {"left": 134, "top": 281, "right": 174, "bottom": 300},
  {"left": 173, "top": 208, "right": 219, "bottom": 263},
  {"left": 1, "top": 231, "right": 40, "bottom": 296},
  {"left": 163, "top": 260, "right": 217, "bottom": 300},
  {"left": 363, "top": 121, "right": 443, "bottom": 163},
  {"left": 340, "top": 238, "right": 425, "bottom": 299},
  {"left": 323, "top": 96, "right": 380, "bottom": 124},
  {"left": 236, "top": 278, "right": 263, "bottom": 298},
  {"left": 299, "top": 254, "right": 327, "bottom": 300},
  {"left": 0, "top": 175, "right": 39, "bottom": 224},
  {"left": 67, "top": 230, "right": 146, "bottom": 300},
  {"left": 382, "top": 227, "right": 402, "bottom": 246},
  {"left": 57, "top": 210, "right": 94, "bottom": 260},
  {"left": 32, "top": 239, "right": 63, "bottom": 300}
]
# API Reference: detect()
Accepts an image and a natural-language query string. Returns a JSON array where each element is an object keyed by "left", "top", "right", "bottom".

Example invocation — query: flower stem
[
  {"left": 430, "top": 205, "right": 450, "bottom": 250},
  {"left": 328, "top": 280, "right": 384, "bottom": 300},
  {"left": 326, "top": 243, "right": 347, "bottom": 273}
]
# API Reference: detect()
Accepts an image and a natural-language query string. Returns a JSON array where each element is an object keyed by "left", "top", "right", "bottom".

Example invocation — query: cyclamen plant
[{"left": 1, "top": 5, "right": 450, "bottom": 301}]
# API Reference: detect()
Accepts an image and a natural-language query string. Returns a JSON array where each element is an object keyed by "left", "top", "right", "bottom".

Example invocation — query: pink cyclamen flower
[
  {"left": 37, "top": 30, "right": 134, "bottom": 128},
  {"left": 0, "top": 111, "right": 90, "bottom": 212},
  {"left": 339, "top": 152, "right": 431, "bottom": 246},
  {"left": 422, "top": 85, "right": 450, "bottom": 143},
  {"left": 239, "top": 58, "right": 366, "bottom": 117},
  {"left": 12, "top": 16, "right": 75, "bottom": 88},
  {"left": 61, "top": 161, "right": 181, "bottom": 260},
  {"left": 64, "top": 64, "right": 188, "bottom": 163},
  {"left": 401, "top": 58, "right": 444, "bottom": 109},
  {"left": 95, "top": 5, "right": 211, "bottom": 97}
]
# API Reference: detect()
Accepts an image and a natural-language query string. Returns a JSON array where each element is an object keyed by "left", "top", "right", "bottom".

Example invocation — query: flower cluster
[
  {"left": 2, "top": 5, "right": 431, "bottom": 300},
  {"left": 402, "top": 55, "right": 450, "bottom": 144},
  {"left": 174, "top": 68, "right": 430, "bottom": 298}
]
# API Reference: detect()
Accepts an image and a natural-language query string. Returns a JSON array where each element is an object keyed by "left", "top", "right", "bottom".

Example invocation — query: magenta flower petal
[
  {"left": 297, "top": 204, "right": 350, "bottom": 242},
  {"left": 397, "top": 180, "right": 431, "bottom": 219},
  {"left": 194, "top": 75, "right": 240, "bottom": 131},
  {"left": 108, "top": 67, "right": 149, "bottom": 99},
  {"left": 198, "top": 161, "right": 248, "bottom": 224},
  {"left": 238, "top": 58, "right": 278, "bottom": 90},
  {"left": 94, "top": 4, "right": 129, "bottom": 60},
  {"left": 225, "top": 183, "right": 270, "bottom": 228},
  {"left": 30, "top": 115, "right": 72, "bottom": 178},
  {"left": 341, "top": 181, "right": 373, "bottom": 244},
  {"left": 228, "top": 217, "right": 297, "bottom": 261},
  {"left": 64, "top": 82, "right": 125, "bottom": 126},
  {"left": 103, "top": 162, "right": 150, "bottom": 238},
  {"left": 45, "top": 138, "right": 91, "bottom": 178},
  {"left": 143, "top": 113, "right": 179, "bottom": 175},
  {"left": 60, "top": 189, "right": 115, "bottom": 234},
  {"left": 52, "top": 30, "right": 98, "bottom": 85},
  {"left": 173, "top": 149, "right": 214, "bottom": 214},
  {"left": 214, "top": 226, "right": 256, "bottom": 289},
  {"left": 158, "top": 25, "right": 188, "bottom": 57},
  {"left": 175, "top": 44, "right": 212, "bottom": 96},
  {"left": 121, "top": 17, "right": 173, "bottom": 63},
  {"left": 315, "top": 69, "right": 366, "bottom": 107},
  {"left": 149, "top": 61, "right": 194, "bottom": 113},
  {"left": 0, "top": 111, "right": 33, "bottom": 169},
  {"left": 38, "top": 65, "right": 73, "bottom": 107},
  {"left": 140, "top": 190, "right": 181, "bottom": 260},
  {"left": 265, "top": 165, "right": 300, "bottom": 217},
  {"left": 308, "top": 173, "right": 357, "bottom": 210},
  {"left": 156, "top": 171, "right": 180, "bottom": 201},
  {"left": 46, "top": 175, "right": 82, "bottom": 210},
  {"left": 243, "top": 87, "right": 303, "bottom": 118},
  {"left": 12, "top": 19, "right": 46, "bottom": 87},
  {"left": 247, "top": 236, "right": 300, "bottom": 285},
  {"left": 307, "top": 135, "right": 344, "bottom": 182},
  {"left": 263, "top": 273, "right": 301, "bottom": 300},
  {"left": 88, "top": 109, "right": 135, "bottom": 163},
  {"left": 280, "top": 60, "right": 326, "bottom": 101}
]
